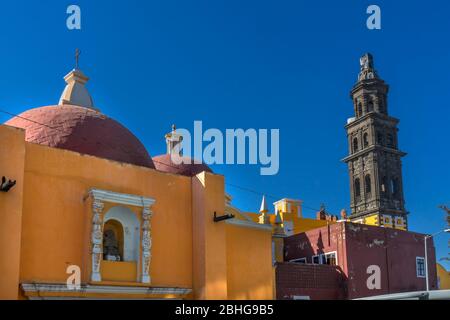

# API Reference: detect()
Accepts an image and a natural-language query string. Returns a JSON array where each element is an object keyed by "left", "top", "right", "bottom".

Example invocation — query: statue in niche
[{"left": 103, "top": 229, "right": 122, "bottom": 261}]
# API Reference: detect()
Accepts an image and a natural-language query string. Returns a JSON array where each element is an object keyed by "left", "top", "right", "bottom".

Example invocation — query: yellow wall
[
  {"left": 192, "top": 172, "right": 228, "bottom": 299},
  {"left": 101, "top": 261, "right": 137, "bottom": 282},
  {"left": 226, "top": 224, "right": 273, "bottom": 300},
  {"left": 18, "top": 142, "right": 193, "bottom": 289},
  {"left": 246, "top": 212, "right": 329, "bottom": 236},
  {"left": 437, "top": 263, "right": 450, "bottom": 290},
  {"left": 0, "top": 126, "right": 25, "bottom": 299},
  {"left": 351, "top": 214, "right": 407, "bottom": 231},
  {"left": 364, "top": 214, "right": 380, "bottom": 227},
  {"left": 0, "top": 124, "right": 276, "bottom": 300}
]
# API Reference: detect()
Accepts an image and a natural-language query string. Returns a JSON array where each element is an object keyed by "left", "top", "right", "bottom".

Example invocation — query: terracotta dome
[
  {"left": 5, "top": 105, "right": 155, "bottom": 169},
  {"left": 153, "top": 154, "right": 212, "bottom": 177}
]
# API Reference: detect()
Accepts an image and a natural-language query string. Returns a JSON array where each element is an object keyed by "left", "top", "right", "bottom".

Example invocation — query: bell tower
[{"left": 343, "top": 53, "right": 408, "bottom": 230}]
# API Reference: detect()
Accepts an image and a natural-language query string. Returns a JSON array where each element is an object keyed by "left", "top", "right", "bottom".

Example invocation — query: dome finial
[
  {"left": 165, "top": 125, "right": 183, "bottom": 156},
  {"left": 59, "top": 50, "right": 98, "bottom": 111}
]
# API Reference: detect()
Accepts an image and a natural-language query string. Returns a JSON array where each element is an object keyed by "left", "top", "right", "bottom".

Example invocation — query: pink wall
[{"left": 283, "top": 222, "right": 438, "bottom": 299}]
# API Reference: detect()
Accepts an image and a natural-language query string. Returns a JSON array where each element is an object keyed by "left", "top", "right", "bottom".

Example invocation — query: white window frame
[
  {"left": 311, "top": 251, "right": 338, "bottom": 265},
  {"left": 416, "top": 257, "right": 426, "bottom": 278},
  {"left": 290, "top": 257, "right": 307, "bottom": 264},
  {"left": 312, "top": 255, "right": 321, "bottom": 264},
  {"left": 323, "top": 251, "right": 338, "bottom": 266}
]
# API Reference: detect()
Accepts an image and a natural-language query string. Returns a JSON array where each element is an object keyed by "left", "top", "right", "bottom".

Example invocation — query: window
[
  {"left": 367, "top": 100, "right": 374, "bottom": 113},
  {"left": 312, "top": 255, "right": 321, "bottom": 264},
  {"left": 323, "top": 252, "right": 337, "bottom": 266},
  {"left": 395, "top": 217, "right": 404, "bottom": 227},
  {"left": 381, "top": 176, "right": 387, "bottom": 193},
  {"left": 379, "top": 100, "right": 385, "bottom": 113},
  {"left": 365, "top": 175, "right": 372, "bottom": 194},
  {"left": 391, "top": 178, "right": 400, "bottom": 198},
  {"left": 357, "top": 102, "right": 363, "bottom": 117},
  {"left": 290, "top": 258, "right": 307, "bottom": 264},
  {"left": 387, "top": 134, "right": 394, "bottom": 148},
  {"left": 354, "top": 178, "right": 361, "bottom": 202},
  {"left": 363, "top": 133, "right": 369, "bottom": 148},
  {"left": 353, "top": 137, "right": 359, "bottom": 153},
  {"left": 377, "top": 132, "right": 383, "bottom": 145},
  {"left": 416, "top": 257, "right": 426, "bottom": 278},
  {"left": 312, "top": 253, "right": 337, "bottom": 265}
]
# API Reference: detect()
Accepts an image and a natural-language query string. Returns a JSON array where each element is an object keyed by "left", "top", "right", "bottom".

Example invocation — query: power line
[{"left": 0, "top": 108, "right": 329, "bottom": 214}]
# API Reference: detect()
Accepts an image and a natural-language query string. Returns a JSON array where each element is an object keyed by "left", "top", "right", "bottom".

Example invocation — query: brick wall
[{"left": 276, "top": 263, "right": 347, "bottom": 300}]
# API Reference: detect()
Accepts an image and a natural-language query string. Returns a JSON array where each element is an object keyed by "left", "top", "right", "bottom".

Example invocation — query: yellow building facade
[
  {"left": 437, "top": 263, "right": 450, "bottom": 290},
  {"left": 0, "top": 66, "right": 275, "bottom": 300},
  {"left": 226, "top": 196, "right": 331, "bottom": 265}
]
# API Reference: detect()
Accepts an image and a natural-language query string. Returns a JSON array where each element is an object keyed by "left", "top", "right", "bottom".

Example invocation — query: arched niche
[{"left": 103, "top": 206, "right": 140, "bottom": 262}]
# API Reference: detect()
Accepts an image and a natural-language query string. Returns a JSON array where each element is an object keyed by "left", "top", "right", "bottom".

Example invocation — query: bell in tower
[{"left": 343, "top": 53, "right": 408, "bottom": 230}]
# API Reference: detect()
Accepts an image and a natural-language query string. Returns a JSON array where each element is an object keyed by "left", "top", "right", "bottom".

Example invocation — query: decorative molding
[
  {"left": 91, "top": 200, "right": 104, "bottom": 282},
  {"left": 21, "top": 283, "right": 191, "bottom": 298},
  {"left": 141, "top": 206, "right": 153, "bottom": 284},
  {"left": 89, "top": 188, "right": 155, "bottom": 208},
  {"left": 87, "top": 188, "right": 156, "bottom": 284},
  {"left": 225, "top": 218, "right": 273, "bottom": 231}
]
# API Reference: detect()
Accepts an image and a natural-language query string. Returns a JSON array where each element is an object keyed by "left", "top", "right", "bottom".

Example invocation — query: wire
[
  {"left": 224, "top": 182, "right": 324, "bottom": 213},
  {"left": 0, "top": 107, "right": 330, "bottom": 215}
]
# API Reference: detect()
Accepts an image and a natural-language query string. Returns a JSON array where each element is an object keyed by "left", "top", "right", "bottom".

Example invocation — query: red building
[{"left": 277, "top": 222, "right": 437, "bottom": 300}]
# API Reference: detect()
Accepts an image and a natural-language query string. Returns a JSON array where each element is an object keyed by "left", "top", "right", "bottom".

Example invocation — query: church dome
[
  {"left": 5, "top": 61, "right": 155, "bottom": 169},
  {"left": 152, "top": 154, "right": 212, "bottom": 177},
  {"left": 5, "top": 105, "right": 155, "bottom": 169},
  {"left": 152, "top": 125, "right": 213, "bottom": 177}
]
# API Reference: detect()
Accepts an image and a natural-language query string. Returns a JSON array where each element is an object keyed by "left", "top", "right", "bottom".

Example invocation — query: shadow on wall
[{"left": 283, "top": 232, "right": 315, "bottom": 262}]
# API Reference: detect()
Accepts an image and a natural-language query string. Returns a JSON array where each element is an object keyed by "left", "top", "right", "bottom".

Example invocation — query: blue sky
[{"left": 0, "top": 1, "right": 449, "bottom": 268}]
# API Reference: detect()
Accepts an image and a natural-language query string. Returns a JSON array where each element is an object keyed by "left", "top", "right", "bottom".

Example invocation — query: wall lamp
[
  {"left": 1, "top": 176, "right": 16, "bottom": 192},
  {"left": 213, "top": 212, "right": 235, "bottom": 223}
]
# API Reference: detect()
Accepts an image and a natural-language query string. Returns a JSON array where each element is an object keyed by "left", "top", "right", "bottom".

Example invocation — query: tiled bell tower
[{"left": 343, "top": 53, "right": 408, "bottom": 230}]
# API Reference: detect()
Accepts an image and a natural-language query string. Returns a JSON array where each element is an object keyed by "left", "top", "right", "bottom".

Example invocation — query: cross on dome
[{"left": 59, "top": 49, "right": 98, "bottom": 111}]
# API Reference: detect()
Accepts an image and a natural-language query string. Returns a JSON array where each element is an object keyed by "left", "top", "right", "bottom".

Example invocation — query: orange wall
[
  {"left": 0, "top": 126, "right": 25, "bottom": 299},
  {"left": 1, "top": 127, "right": 275, "bottom": 300},
  {"left": 192, "top": 172, "right": 228, "bottom": 299},
  {"left": 226, "top": 224, "right": 274, "bottom": 300},
  {"left": 19, "top": 142, "right": 193, "bottom": 289}
]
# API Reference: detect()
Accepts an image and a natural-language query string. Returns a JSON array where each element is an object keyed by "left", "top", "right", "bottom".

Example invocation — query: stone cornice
[
  {"left": 88, "top": 188, "right": 155, "bottom": 208},
  {"left": 342, "top": 145, "right": 407, "bottom": 163},
  {"left": 345, "top": 112, "right": 399, "bottom": 130},
  {"left": 21, "top": 283, "right": 191, "bottom": 298}
]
